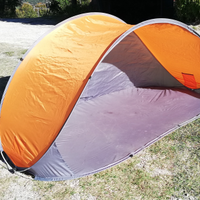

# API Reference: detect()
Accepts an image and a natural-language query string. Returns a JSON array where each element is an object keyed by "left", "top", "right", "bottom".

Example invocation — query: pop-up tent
[{"left": 0, "top": 13, "right": 200, "bottom": 181}]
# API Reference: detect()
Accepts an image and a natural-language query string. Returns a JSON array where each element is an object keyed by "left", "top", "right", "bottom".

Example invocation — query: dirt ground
[{"left": 0, "top": 18, "right": 200, "bottom": 200}]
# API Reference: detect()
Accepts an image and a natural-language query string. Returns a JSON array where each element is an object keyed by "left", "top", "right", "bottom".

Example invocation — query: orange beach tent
[{"left": 0, "top": 13, "right": 200, "bottom": 181}]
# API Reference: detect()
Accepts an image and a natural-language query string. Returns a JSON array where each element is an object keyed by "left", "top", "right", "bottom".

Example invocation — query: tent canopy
[{"left": 0, "top": 13, "right": 200, "bottom": 181}]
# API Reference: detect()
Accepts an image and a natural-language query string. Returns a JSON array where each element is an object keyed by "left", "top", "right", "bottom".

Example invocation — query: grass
[
  {"left": 28, "top": 119, "right": 200, "bottom": 200},
  {"left": 148, "top": 120, "right": 200, "bottom": 199},
  {"left": 0, "top": 43, "right": 27, "bottom": 76},
  {"left": 192, "top": 26, "right": 197, "bottom": 30},
  {"left": 1, "top": 96, "right": 195, "bottom": 200},
  {"left": 76, "top": 120, "right": 199, "bottom": 200},
  {"left": 0, "top": 40, "right": 200, "bottom": 199}
]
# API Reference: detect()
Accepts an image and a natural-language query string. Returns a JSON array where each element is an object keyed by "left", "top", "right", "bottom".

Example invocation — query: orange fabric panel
[
  {"left": 182, "top": 73, "right": 197, "bottom": 89},
  {"left": 0, "top": 15, "right": 132, "bottom": 167},
  {"left": 135, "top": 24, "right": 200, "bottom": 89}
]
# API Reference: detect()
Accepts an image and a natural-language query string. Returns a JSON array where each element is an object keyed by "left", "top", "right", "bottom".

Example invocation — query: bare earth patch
[{"left": 0, "top": 19, "right": 200, "bottom": 200}]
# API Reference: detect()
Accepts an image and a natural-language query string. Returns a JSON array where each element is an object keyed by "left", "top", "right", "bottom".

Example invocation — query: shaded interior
[{"left": 0, "top": 76, "right": 10, "bottom": 103}]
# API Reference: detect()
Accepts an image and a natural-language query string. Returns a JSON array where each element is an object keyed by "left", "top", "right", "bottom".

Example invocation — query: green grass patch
[
  {"left": 0, "top": 44, "right": 27, "bottom": 59},
  {"left": 3, "top": 51, "right": 15, "bottom": 57},
  {"left": 77, "top": 119, "right": 200, "bottom": 200},
  {"left": 0, "top": 43, "right": 27, "bottom": 76}
]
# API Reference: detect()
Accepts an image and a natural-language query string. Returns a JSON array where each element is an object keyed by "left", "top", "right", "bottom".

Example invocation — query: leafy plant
[
  {"left": 48, "top": 0, "right": 91, "bottom": 18},
  {"left": 16, "top": 2, "right": 38, "bottom": 18},
  {"left": 35, "top": 2, "right": 48, "bottom": 17},
  {"left": 175, "top": 0, "right": 200, "bottom": 23},
  {"left": 0, "top": 0, "right": 22, "bottom": 17}
]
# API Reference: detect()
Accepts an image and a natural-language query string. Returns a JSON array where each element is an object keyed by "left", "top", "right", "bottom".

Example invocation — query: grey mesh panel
[
  {"left": 30, "top": 143, "right": 74, "bottom": 181},
  {"left": 81, "top": 63, "right": 134, "bottom": 101},
  {"left": 102, "top": 31, "right": 182, "bottom": 88},
  {"left": 81, "top": 31, "right": 182, "bottom": 102}
]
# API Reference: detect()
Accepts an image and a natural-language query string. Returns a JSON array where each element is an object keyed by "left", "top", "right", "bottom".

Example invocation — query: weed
[
  {"left": 3, "top": 51, "right": 15, "bottom": 57},
  {"left": 0, "top": 43, "right": 27, "bottom": 76}
]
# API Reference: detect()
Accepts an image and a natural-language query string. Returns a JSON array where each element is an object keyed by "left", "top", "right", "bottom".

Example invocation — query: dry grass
[
  {"left": 0, "top": 43, "right": 27, "bottom": 77},
  {"left": 76, "top": 119, "right": 200, "bottom": 200}
]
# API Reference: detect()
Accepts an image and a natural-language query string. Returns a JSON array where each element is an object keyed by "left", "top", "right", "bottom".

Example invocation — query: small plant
[
  {"left": 35, "top": 2, "right": 49, "bottom": 17},
  {"left": 192, "top": 26, "right": 197, "bottom": 30},
  {"left": 3, "top": 51, "right": 15, "bottom": 57}
]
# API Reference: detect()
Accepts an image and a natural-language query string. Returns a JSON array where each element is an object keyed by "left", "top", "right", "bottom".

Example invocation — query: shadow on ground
[
  {"left": 0, "top": 17, "right": 58, "bottom": 25},
  {"left": 0, "top": 76, "right": 10, "bottom": 101}
]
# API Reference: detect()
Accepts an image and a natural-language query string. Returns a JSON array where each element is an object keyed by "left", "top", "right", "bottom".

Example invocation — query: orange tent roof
[{"left": 0, "top": 14, "right": 132, "bottom": 167}]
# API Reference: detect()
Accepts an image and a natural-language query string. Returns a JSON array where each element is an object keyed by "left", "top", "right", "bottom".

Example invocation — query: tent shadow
[
  {"left": 0, "top": 76, "right": 10, "bottom": 102},
  {"left": 0, "top": 18, "right": 57, "bottom": 25}
]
